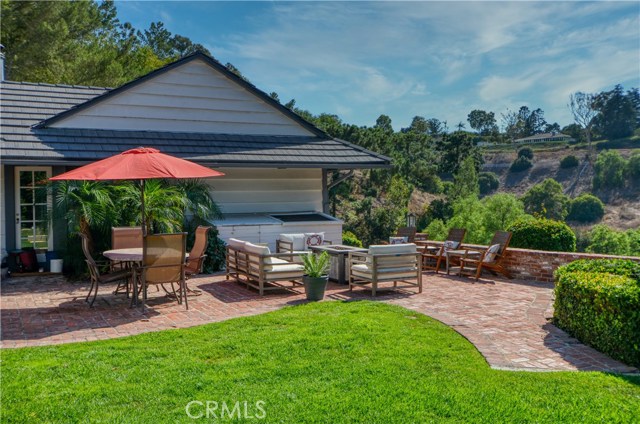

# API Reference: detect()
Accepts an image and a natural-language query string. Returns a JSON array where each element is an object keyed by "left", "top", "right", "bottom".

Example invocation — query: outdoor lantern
[{"left": 406, "top": 212, "right": 416, "bottom": 228}]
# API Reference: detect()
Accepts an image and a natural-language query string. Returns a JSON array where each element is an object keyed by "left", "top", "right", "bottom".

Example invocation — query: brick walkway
[{"left": 1, "top": 272, "right": 636, "bottom": 373}]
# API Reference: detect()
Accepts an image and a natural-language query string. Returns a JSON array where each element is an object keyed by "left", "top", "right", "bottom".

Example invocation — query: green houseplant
[{"left": 302, "top": 251, "right": 330, "bottom": 301}]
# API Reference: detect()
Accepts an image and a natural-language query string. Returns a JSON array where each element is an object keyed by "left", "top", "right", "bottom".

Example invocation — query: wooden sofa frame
[
  {"left": 348, "top": 251, "right": 423, "bottom": 297},
  {"left": 226, "top": 244, "right": 306, "bottom": 296}
]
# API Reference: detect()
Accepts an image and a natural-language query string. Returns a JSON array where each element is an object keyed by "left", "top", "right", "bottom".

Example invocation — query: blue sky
[{"left": 115, "top": 1, "right": 640, "bottom": 131}]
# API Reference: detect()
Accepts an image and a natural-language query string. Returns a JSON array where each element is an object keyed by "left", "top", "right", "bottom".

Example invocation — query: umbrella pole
[{"left": 141, "top": 179, "right": 146, "bottom": 237}]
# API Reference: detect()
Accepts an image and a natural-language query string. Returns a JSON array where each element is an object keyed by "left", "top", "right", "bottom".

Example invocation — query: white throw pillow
[
  {"left": 304, "top": 232, "right": 325, "bottom": 250},
  {"left": 279, "top": 233, "right": 306, "bottom": 251},
  {"left": 389, "top": 236, "right": 408, "bottom": 245},
  {"left": 483, "top": 244, "right": 501, "bottom": 263},
  {"left": 227, "top": 238, "right": 246, "bottom": 250}
]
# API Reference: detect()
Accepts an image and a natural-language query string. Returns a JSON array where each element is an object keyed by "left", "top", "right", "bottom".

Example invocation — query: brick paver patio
[{"left": 1, "top": 272, "right": 637, "bottom": 374}]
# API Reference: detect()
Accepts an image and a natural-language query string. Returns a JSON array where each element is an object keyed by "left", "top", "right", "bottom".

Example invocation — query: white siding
[
  {"left": 50, "top": 60, "right": 314, "bottom": 136},
  {"left": 210, "top": 168, "right": 323, "bottom": 214}
]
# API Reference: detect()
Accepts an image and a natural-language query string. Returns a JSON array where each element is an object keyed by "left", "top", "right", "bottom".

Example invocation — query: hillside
[{"left": 480, "top": 144, "right": 639, "bottom": 231}]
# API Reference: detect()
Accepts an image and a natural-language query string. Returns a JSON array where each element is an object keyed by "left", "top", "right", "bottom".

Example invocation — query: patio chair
[
  {"left": 139, "top": 233, "right": 188, "bottom": 311},
  {"left": 184, "top": 226, "right": 211, "bottom": 296},
  {"left": 421, "top": 228, "right": 466, "bottom": 272},
  {"left": 348, "top": 243, "right": 422, "bottom": 296},
  {"left": 79, "top": 233, "right": 132, "bottom": 307},
  {"left": 110, "top": 226, "right": 143, "bottom": 270},
  {"left": 455, "top": 231, "right": 513, "bottom": 281}
]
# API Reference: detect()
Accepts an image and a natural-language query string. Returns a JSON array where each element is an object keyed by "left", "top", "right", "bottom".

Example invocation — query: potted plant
[{"left": 302, "top": 251, "right": 330, "bottom": 301}]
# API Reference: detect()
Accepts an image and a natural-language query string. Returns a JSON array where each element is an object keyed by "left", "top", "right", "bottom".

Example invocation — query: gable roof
[
  {"left": 0, "top": 53, "right": 390, "bottom": 169},
  {"left": 35, "top": 51, "right": 327, "bottom": 138}
]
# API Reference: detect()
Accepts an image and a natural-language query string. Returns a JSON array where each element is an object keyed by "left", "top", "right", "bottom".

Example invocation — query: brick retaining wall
[{"left": 424, "top": 241, "right": 640, "bottom": 283}]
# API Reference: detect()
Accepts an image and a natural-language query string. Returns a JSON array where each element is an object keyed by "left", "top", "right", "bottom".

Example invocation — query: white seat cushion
[
  {"left": 389, "top": 236, "right": 408, "bottom": 244},
  {"left": 279, "top": 233, "right": 306, "bottom": 251},
  {"left": 351, "top": 264, "right": 418, "bottom": 280}
]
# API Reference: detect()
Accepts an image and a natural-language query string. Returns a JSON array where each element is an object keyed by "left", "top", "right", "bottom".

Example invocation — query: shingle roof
[{"left": 1, "top": 78, "right": 390, "bottom": 168}]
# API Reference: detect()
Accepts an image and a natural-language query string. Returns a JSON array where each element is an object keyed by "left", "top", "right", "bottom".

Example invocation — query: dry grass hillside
[{"left": 482, "top": 145, "right": 640, "bottom": 230}]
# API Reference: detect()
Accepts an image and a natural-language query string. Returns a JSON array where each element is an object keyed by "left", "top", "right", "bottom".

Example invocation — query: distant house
[
  {"left": 513, "top": 132, "right": 574, "bottom": 144},
  {"left": 0, "top": 52, "right": 390, "bottom": 256}
]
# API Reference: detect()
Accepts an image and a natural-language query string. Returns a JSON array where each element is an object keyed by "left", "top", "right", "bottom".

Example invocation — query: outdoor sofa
[{"left": 226, "top": 238, "right": 306, "bottom": 296}]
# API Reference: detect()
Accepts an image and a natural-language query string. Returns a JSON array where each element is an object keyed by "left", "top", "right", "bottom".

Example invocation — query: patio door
[{"left": 15, "top": 167, "right": 52, "bottom": 250}]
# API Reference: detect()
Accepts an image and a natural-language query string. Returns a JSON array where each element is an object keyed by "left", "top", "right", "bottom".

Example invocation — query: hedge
[
  {"left": 508, "top": 217, "right": 576, "bottom": 252},
  {"left": 554, "top": 259, "right": 640, "bottom": 367}
]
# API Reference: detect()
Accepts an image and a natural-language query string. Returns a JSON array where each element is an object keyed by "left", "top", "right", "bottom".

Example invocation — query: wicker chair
[
  {"left": 79, "top": 233, "right": 132, "bottom": 307},
  {"left": 421, "top": 228, "right": 466, "bottom": 272},
  {"left": 454, "top": 231, "right": 513, "bottom": 281},
  {"left": 139, "top": 233, "right": 188, "bottom": 311}
]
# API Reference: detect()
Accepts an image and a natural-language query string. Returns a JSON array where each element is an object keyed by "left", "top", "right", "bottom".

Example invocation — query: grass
[{"left": 2, "top": 301, "right": 639, "bottom": 423}]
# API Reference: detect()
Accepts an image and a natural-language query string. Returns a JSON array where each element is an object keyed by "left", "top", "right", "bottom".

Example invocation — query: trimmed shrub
[
  {"left": 510, "top": 156, "right": 533, "bottom": 172},
  {"left": 517, "top": 147, "right": 534, "bottom": 159},
  {"left": 508, "top": 217, "right": 576, "bottom": 252},
  {"left": 560, "top": 155, "right": 579, "bottom": 169},
  {"left": 342, "top": 231, "right": 363, "bottom": 248},
  {"left": 478, "top": 172, "right": 499, "bottom": 194},
  {"left": 554, "top": 259, "right": 640, "bottom": 367},
  {"left": 567, "top": 193, "right": 605, "bottom": 223}
]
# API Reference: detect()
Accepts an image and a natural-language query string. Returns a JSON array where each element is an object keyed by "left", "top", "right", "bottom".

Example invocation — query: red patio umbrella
[{"left": 50, "top": 147, "right": 224, "bottom": 235}]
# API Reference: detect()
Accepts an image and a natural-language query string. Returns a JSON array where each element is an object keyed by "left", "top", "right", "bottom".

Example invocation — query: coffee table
[{"left": 310, "top": 244, "right": 368, "bottom": 284}]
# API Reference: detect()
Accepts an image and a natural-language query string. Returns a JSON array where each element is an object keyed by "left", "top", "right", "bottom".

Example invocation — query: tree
[
  {"left": 481, "top": 193, "right": 525, "bottom": 235},
  {"left": 593, "top": 150, "right": 627, "bottom": 190},
  {"left": 451, "top": 156, "right": 479, "bottom": 200},
  {"left": 436, "top": 131, "right": 483, "bottom": 174},
  {"left": 467, "top": 109, "right": 498, "bottom": 135},
  {"left": 448, "top": 196, "right": 487, "bottom": 244},
  {"left": 518, "top": 106, "right": 547, "bottom": 137},
  {"left": 593, "top": 85, "right": 636, "bottom": 139},
  {"left": 501, "top": 109, "right": 521, "bottom": 141},
  {"left": 405, "top": 116, "right": 429, "bottom": 133},
  {"left": 374, "top": 114, "right": 393, "bottom": 132},
  {"left": 568, "top": 92, "right": 598, "bottom": 152},
  {"left": 521, "top": 178, "right": 569, "bottom": 220},
  {"left": 426, "top": 118, "right": 446, "bottom": 137},
  {"left": 544, "top": 122, "right": 561, "bottom": 133},
  {"left": 455, "top": 121, "right": 466, "bottom": 131},
  {"left": 138, "top": 21, "right": 210, "bottom": 60},
  {"left": 587, "top": 224, "right": 630, "bottom": 255}
]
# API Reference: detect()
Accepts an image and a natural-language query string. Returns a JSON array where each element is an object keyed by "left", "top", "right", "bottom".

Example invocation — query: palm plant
[
  {"left": 176, "top": 179, "right": 222, "bottom": 223},
  {"left": 302, "top": 251, "right": 330, "bottom": 277},
  {"left": 114, "top": 180, "right": 186, "bottom": 234},
  {"left": 52, "top": 180, "right": 116, "bottom": 244}
]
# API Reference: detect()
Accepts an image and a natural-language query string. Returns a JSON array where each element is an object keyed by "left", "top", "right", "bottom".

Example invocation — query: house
[
  {"left": 0, "top": 52, "right": 390, "bottom": 258},
  {"left": 513, "top": 132, "right": 574, "bottom": 144}
]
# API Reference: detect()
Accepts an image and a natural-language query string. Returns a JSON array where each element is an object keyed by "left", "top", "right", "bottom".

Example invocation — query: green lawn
[{"left": 2, "top": 301, "right": 639, "bottom": 423}]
